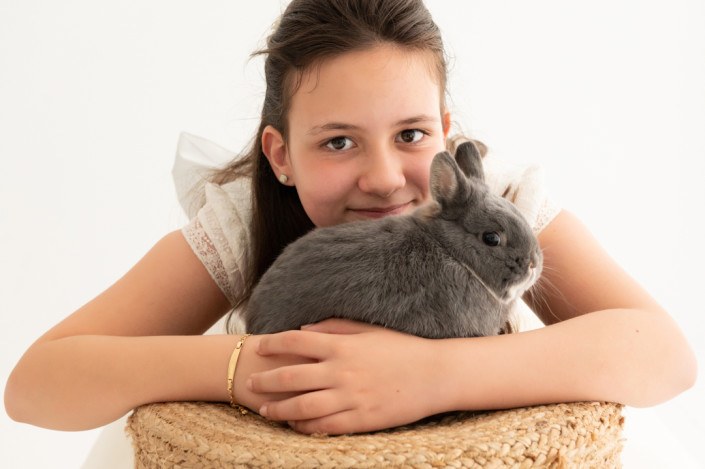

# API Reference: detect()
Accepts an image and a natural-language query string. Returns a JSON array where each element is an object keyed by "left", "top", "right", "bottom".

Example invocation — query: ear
[
  {"left": 442, "top": 111, "right": 451, "bottom": 139},
  {"left": 454, "top": 141, "right": 485, "bottom": 182},
  {"left": 262, "top": 125, "right": 293, "bottom": 185},
  {"left": 430, "top": 151, "right": 464, "bottom": 204}
]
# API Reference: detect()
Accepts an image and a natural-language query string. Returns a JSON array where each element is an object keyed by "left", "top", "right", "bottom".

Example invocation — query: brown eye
[
  {"left": 482, "top": 231, "right": 501, "bottom": 247},
  {"left": 326, "top": 136, "right": 353, "bottom": 151},
  {"left": 398, "top": 129, "right": 423, "bottom": 143}
]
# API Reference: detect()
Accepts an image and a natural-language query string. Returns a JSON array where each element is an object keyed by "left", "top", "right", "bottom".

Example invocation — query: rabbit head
[{"left": 422, "top": 141, "right": 543, "bottom": 305}]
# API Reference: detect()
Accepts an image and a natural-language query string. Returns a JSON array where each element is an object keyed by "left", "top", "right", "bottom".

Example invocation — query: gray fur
[{"left": 245, "top": 142, "right": 543, "bottom": 339}]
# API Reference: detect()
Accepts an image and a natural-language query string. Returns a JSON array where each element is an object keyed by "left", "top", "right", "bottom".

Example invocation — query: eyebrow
[{"left": 306, "top": 114, "right": 439, "bottom": 136}]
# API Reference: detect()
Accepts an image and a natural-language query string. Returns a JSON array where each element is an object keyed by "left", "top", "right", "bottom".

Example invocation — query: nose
[
  {"left": 357, "top": 147, "right": 406, "bottom": 198},
  {"left": 528, "top": 250, "right": 542, "bottom": 271},
  {"left": 515, "top": 256, "right": 534, "bottom": 271}
]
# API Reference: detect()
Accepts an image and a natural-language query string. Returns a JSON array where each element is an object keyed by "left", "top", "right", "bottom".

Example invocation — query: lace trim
[
  {"left": 533, "top": 198, "right": 562, "bottom": 235},
  {"left": 181, "top": 218, "right": 236, "bottom": 306}
]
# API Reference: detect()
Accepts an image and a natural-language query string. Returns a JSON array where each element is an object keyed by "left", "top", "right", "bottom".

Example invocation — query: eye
[
  {"left": 325, "top": 136, "right": 354, "bottom": 151},
  {"left": 482, "top": 231, "right": 502, "bottom": 247},
  {"left": 397, "top": 129, "right": 426, "bottom": 144}
]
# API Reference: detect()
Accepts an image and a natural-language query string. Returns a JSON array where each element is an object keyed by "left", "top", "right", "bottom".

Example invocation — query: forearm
[
  {"left": 436, "top": 308, "right": 697, "bottom": 412},
  {"left": 5, "top": 334, "right": 283, "bottom": 431}
]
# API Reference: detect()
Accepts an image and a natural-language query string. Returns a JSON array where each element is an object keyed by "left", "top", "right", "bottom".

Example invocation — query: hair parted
[{"left": 203, "top": 0, "right": 485, "bottom": 331}]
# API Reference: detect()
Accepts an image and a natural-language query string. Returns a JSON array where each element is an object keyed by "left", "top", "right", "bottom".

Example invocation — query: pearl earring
[{"left": 278, "top": 174, "right": 289, "bottom": 184}]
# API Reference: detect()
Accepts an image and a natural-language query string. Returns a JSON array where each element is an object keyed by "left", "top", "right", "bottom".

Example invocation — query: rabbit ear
[
  {"left": 430, "top": 150, "right": 465, "bottom": 204},
  {"left": 455, "top": 141, "right": 485, "bottom": 182}
]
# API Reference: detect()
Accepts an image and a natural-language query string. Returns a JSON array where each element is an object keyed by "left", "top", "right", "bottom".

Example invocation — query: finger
[
  {"left": 248, "top": 362, "right": 334, "bottom": 394},
  {"left": 301, "top": 318, "right": 381, "bottom": 334},
  {"left": 289, "top": 409, "right": 363, "bottom": 436},
  {"left": 259, "top": 389, "right": 353, "bottom": 422},
  {"left": 256, "top": 330, "right": 333, "bottom": 359}
]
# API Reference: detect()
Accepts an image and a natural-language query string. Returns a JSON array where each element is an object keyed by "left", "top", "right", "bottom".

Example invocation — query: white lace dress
[{"left": 82, "top": 132, "right": 562, "bottom": 468}]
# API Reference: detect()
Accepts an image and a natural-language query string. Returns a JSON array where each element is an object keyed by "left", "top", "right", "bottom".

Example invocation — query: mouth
[
  {"left": 503, "top": 266, "right": 542, "bottom": 303},
  {"left": 349, "top": 202, "right": 412, "bottom": 219}
]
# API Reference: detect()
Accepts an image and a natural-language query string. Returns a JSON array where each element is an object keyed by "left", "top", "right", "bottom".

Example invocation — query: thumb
[{"left": 301, "top": 318, "right": 380, "bottom": 334}]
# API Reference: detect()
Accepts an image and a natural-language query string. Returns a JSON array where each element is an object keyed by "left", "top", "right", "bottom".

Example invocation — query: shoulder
[
  {"left": 201, "top": 178, "right": 253, "bottom": 231},
  {"left": 180, "top": 179, "right": 252, "bottom": 307},
  {"left": 482, "top": 155, "right": 561, "bottom": 235},
  {"left": 172, "top": 131, "right": 253, "bottom": 261},
  {"left": 172, "top": 131, "right": 252, "bottom": 220}
]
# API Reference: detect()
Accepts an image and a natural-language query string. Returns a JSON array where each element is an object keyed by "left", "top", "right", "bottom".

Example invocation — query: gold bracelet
[{"left": 226, "top": 333, "right": 252, "bottom": 415}]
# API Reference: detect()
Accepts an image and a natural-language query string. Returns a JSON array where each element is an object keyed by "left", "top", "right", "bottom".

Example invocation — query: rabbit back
[{"left": 245, "top": 215, "right": 509, "bottom": 339}]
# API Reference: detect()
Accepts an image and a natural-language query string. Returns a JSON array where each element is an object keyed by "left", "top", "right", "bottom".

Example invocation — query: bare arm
[
  {"left": 4, "top": 231, "right": 303, "bottom": 430},
  {"left": 438, "top": 308, "right": 695, "bottom": 413}
]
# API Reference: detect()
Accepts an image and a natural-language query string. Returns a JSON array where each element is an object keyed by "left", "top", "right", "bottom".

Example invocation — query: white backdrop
[{"left": 1, "top": 1, "right": 703, "bottom": 467}]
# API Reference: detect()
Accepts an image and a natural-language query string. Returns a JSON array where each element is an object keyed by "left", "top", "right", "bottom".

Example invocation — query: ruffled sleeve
[
  {"left": 172, "top": 133, "right": 252, "bottom": 306},
  {"left": 482, "top": 155, "right": 561, "bottom": 235},
  {"left": 180, "top": 180, "right": 251, "bottom": 306}
]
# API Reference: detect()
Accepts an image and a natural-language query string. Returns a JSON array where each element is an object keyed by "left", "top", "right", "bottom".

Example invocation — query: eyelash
[{"left": 322, "top": 129, "right": 430, "bottom": 152}]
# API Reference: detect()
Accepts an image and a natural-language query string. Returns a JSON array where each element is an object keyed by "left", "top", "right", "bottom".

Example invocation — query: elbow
[
  {"left": 5, "top": 366, "right": 104, "bottom": 431},
  {"left": 5, "top": 348, "right": 55, "bottom": 427},
  {"left": 630, "top": 358, "right": 697, "bottom": 408},
  {"left": 664, "top": 340, "right": 698, "bottom": 401},
  {"left": 629, "top": 325, "right": 699, "bottom": 408},
  {"left": 4, "top": 368, "right": 33, "bottom": 424},
  {"left": 679, "top": 343, "right": 698, "bottom": 392},
  {"left": 658, "top": 319, "right": 698, "bottom": 403},
  {"left": 597, "top": 309, "right": 699, "bottom": 408}
]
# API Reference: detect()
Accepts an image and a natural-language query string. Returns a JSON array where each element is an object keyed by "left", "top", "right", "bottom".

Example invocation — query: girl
[{"left": 5, "top": 0, "right": 696, "bottom": 444}]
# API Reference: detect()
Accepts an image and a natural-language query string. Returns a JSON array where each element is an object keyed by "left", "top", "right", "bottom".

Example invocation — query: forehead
[{"left": 288, "top": 45, "right": 442, "bottom": 129}]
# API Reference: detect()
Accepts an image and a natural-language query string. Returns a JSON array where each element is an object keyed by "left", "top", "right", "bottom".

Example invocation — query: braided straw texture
[{"left": 126, "top": 401, "right": 624, "bottom": 468}]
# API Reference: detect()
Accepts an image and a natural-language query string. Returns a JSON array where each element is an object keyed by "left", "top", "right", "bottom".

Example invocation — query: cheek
[
  {"left": 296, "top": 160, "right": 351, "bottom": 201},
  {"left": 409, "top": 155, "right": 435, "bottom": 199},
  {"left": 293, "top": 162, "right": 353, "bottom": 226}
]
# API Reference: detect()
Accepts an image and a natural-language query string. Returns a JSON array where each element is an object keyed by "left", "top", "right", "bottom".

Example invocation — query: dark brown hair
[{"left": 205, "top": 0, "right": 479, "bottom": 331}]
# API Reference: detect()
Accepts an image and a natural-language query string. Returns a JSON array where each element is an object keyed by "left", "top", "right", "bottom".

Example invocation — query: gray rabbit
[{"left": 245, "top": 142, "right": 543, "bottom": 339}]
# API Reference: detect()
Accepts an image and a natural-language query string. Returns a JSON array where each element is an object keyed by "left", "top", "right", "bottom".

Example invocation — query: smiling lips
[{"left": 350, "top": 202, "right": 411, "bottom": 218}]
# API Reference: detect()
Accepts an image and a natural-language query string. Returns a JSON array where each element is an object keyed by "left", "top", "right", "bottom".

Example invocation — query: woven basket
[{"left": 126, "top": 401, "right": 624, "bottom": 468}]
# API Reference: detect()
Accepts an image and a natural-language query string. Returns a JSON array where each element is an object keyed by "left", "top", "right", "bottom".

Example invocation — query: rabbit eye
[{"left": 482, "top": 231, "right": 502, "bottom": 247}]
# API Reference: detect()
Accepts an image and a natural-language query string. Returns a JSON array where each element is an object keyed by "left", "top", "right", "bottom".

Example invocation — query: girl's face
[{"left": 263, "top": 44, "right": 449, "bottom": 227}]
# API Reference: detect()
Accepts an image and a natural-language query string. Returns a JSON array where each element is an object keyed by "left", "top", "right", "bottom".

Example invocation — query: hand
[{"left": 245, "top": 319, "right": 447, "bottom": 435}]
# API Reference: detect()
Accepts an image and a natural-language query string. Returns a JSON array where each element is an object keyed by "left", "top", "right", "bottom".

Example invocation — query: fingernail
[
  {"left": 259, "top": 404, "right": 268, "bottom": 417},
  {"left": 300, "top": 324, "right": 313, "bottom": 329}
]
